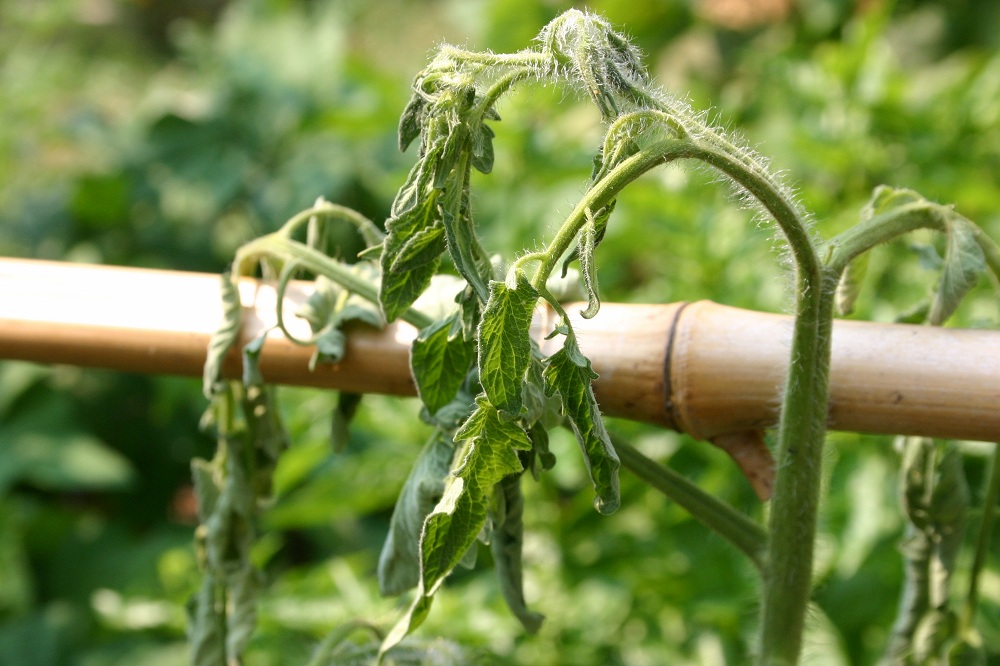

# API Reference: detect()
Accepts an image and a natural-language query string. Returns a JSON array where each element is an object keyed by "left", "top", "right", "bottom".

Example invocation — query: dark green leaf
[
  {"left": 398, "top": 93, "right": 426, "bottom": 152},
  {"left": 544, "top": 338, "right": 620, "bottom": 514},
  {"left": 390, "top": 222, "right": 447, "bottom": 274},
  {"left": 330, "top": 392, "right": 362, "bottom": 453},
  {"left": 491, "top": 474, "right": 544, "bottom": 633},
  {"left": 410, "top": 312, "right": 476, "bottom": 415},
  {"left": 470, "top": 122, "right": 496, "bottom": 174},
  {"left": 477, "top": 274, "right": 539, "bottom": 415},
  {"left": 380, "top": 192, "right": 444, "bottom": 322}
]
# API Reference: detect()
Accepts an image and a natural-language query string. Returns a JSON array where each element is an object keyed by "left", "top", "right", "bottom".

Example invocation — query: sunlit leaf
[
  {"left": 477, "top": 273, "right": 539, "bottom": 415},
  {"left": 379, "top": 396, "right": 530, "bottom": 657}
]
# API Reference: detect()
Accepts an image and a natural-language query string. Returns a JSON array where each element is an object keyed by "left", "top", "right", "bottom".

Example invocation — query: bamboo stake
[{"left": 2, "top": 258, "right": 998, "bottom": 444}]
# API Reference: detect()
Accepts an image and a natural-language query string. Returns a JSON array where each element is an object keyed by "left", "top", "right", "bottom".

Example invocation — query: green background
[{"left": 1, "top": 0, "right": 998, "bottom": 663}]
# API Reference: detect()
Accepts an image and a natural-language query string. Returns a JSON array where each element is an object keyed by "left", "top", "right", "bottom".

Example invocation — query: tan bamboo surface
[{"left": 2, "top": 257, "right": 998, "bottom": 444}]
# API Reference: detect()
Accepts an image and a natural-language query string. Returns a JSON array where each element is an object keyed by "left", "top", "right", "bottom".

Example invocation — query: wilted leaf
[
  {"left": 929, "top": 220, "right": 986, "bottom": 325},
  {"left": 544, "top": 337, "right": 620, "bottom": 514},
  {"left": 410, "top": 312, "right": 476, "bottom": 415},
  {"left": 378, "top": 431, "right": 457, "bottom": 596},
  {"left": 378, "top": 396, "right": 530, "bottom": 657},
  {"left": 203, "top": 273, "right": 242, "bottom": 397},
  {"left": 477, "top": 274, "right": 539, "bottom": 415},
  {"left": 491, "top": 474, "right": 544, "bottom": 632}
]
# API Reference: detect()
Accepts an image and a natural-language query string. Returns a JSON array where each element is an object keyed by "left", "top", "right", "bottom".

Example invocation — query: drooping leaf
[
  {"left": 929, "top": 219, "right": 986, "bottom": 325},
  {"left": 862, "top": 185, "right": 926, "bottom": 221},
  {"left": 477, "top": 273, "right": 539, "bottom": 415},
  {"left": 410, "top": 312, "right": 476, "bottom": 415},
  {"left": 398, "top": 93, "right": 426, "bottom": 152},
  {"left": 203, "top": 273, "right": 242, "bottom": 397},
  {"left": 330, "top": 392, "right": 363, "bottom": 453},
  {"left": 835, "top": 250, "right": 870, "bottom": 317},
  {"left": 544, "top": 337, "right": 620, "bottom": 514},
  {"left": 579, "top": 203, "right": 613, "bottom": 319},
  {"left": 378, "top": 396, "right": 530, "bottom": 658},
  {"left": 491, "top": 473, "right": 544, "bottom": 633},
  {"left": 380, "top": 192, "right": 444, "bottom": 322},
  {"left": 470, "top": 121, "right": 496, "bottom": 174},
  {"left": 439, "top": 175, "right": 491, "bottom": 303},
  {"left": 378, "top": 431, "right": 457, "bottom": 596}
]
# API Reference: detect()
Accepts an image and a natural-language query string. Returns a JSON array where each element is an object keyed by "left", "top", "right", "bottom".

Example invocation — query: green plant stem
[
  {"left": 529, "top": 138, "right": 697, "bottom": 292},
  {"left": 613, "top": 436, "right": 767, "bottom": 571},
  {"left": 825, "top": 202, "right": 947, "bottom": 274},
  {"left": 962, "top": 442, "right": 1000, "bottom": 632},
  {"left": 533, "top": 131, "right": 830, "bottom": 665},
  {"left": 690, "top": 143, "right": 829, "bottom": 666},
  {"left": 235, "top": 235, "right": 433, "bottom": 331}
]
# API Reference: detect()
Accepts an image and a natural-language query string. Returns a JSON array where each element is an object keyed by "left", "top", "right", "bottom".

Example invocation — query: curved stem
[
  {"left": 531, "top": 132, "right": 828, "bottom": 664},
  {"left": 679, "top": 143, "right": 827, "bottom": 666},
  {"left": 236, "top": 235, "right": 434, "bottom": 330},
  {"left": 529, "top": 138, "right": 697, "bottom": 292},
  {"left": 824, "top": 202, "right": 947, "bottom": 275}
]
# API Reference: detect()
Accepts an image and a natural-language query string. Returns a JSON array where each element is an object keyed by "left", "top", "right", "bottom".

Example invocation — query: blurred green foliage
[{"left": 1, "top": 0, "right": 998, "bottom": 664}]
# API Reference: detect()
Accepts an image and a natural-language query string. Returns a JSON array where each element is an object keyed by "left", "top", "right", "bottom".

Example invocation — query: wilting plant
[{"left": 197, "top": 9, "right": 1000, "bottom": 665}]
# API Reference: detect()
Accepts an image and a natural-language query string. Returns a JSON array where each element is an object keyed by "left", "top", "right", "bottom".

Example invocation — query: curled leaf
[
  {"left": 543, "top": 336, "right": 620, "bottom": 514},
  {"left": 491, "top": 474, "right": 544, "bottom": 633},
  {"left": 835, "top": 251, "right": 869, "bottom": 317},
  {"left": 930, "top": 219, "right": 986, "bottom": 325},
  {"left": 203, "top": 273, "right": 242, "bottom": 398}
]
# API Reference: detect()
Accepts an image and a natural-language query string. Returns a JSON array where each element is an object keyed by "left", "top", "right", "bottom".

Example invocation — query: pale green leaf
[
  {"left": 929, "top": 220, "right": 986, "bottom": 325},
  {"left": 378, "top": 431, "right": 456, "bottom": 596},
  {"left": 477, "top": 274, "right": 539, "bottom": 415},
  {"left": 439, "top": 178, "right": 491, "bottom": 303},
  {"left": 203, "top": 273, "right": 242, "bottom": 397},
  {"left": 835, "top": 250, "right": 869, "bottom": 317}
]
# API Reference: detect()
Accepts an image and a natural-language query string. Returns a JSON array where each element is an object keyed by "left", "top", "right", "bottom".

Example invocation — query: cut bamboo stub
[{"left": 2, "top": 258, "right": 998, "bottom": 446}]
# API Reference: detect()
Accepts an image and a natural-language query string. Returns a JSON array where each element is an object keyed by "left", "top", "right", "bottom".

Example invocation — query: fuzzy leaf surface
[
  {"left": 477, "top": 274, "right": 539, "bottom": 415},
  {"left": 544, "top": 338, "right": 620, "bottom": 514},
  {"left": 379, "top": 396, "right": 530, "bottom": 657},
  {"left": 930, "top": 220, "right": 986, "bottom": 325},
  {"left": 410, "top": 312, "right": 476, "bottom": 415},
  {"left": 379, "top": 192, "right": 444, "bottom": 322}
]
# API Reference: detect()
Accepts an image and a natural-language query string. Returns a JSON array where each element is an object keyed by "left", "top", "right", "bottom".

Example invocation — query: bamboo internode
[{"left": 1, "top": 257, "right": 997, "bottom": 444}]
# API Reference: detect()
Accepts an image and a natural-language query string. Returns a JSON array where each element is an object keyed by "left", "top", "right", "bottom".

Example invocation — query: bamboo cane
[{"left": 2, "top": 257, "right": 998, "bottom": 445}]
